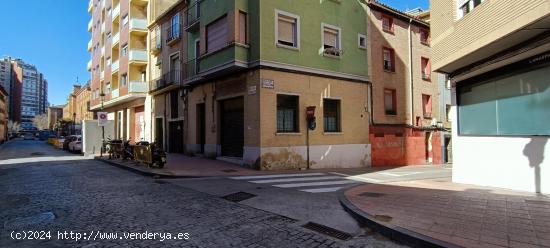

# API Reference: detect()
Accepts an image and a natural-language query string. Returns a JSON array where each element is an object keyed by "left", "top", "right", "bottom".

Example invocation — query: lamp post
[
  {"left": 100, "top": 92, "right": 105, "bottom": 156},
  {"left": 72, "top": 113, "right": 76, "bottom": 135}
]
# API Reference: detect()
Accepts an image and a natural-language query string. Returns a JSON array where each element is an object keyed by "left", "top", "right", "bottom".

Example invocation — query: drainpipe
[{"left": 407, "top": 19, "right": 414, "bottom": 126}]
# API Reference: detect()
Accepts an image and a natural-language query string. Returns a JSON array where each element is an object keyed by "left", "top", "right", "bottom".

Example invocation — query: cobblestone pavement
[{"left": 0, "top": 140, "right": 404, "bottom": 248}]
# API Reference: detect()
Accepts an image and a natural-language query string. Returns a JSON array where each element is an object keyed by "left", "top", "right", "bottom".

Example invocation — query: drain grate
[
  {"left": 221, "top": 169, "right": 238, "bottom": 173},
  {"left": 302, "top": 222, "right": 353, "bottom": 241},
  {"left": 222, "top": 192, "right": 256, "bottom": 202},
  {"left": 359, "top": 192, "right": 386, "bottom": 198}
]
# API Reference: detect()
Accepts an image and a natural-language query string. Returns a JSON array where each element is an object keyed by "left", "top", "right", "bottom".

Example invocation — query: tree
[
  {"left": 7, "top": 120, "right": 20, "bottom": 133},
  {"left": 33, "top": 114, "right": 49, "bottom": 130}
]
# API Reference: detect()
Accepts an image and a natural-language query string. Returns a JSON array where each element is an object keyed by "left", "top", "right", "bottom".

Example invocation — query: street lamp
[
  {"left": 72, "top": 113, "right": 76, "bottom": 135},
  {"left": 100, "top": 92, "right": 105, "bottom": 157}
]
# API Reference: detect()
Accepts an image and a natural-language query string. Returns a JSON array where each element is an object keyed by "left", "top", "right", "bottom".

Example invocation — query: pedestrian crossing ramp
[{"left": 229, "top": 172, "right": 363, "bottom": 193}]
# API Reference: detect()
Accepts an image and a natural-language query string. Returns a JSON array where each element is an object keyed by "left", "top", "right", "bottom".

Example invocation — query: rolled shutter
[
  {"left": 324, "top": 28, "right": 338, "bottom": 48},
  {"left": 278, "top": 16, "right": 295, "bottom": 44},
  {"left": 206, "top": 16, "right": 228, "bottom": 52}
]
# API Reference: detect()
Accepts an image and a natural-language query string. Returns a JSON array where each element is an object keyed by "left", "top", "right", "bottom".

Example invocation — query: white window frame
[
  {"left": 321, "top": 23, "right": 342, "bottom": 57},
  {"left": 358, "top": 33, "right": 367, "bottom": 49},
  {"left": 274, "top": 9, "right": 300, "bottom": 50}
]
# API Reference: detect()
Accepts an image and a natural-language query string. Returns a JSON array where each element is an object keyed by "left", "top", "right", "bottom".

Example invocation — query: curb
[
  {"left": 338, "top": 188, "right": 462, "bottom": 248},
  {"left": 94, "top": 157, "right": 200, "bottom": 179}
]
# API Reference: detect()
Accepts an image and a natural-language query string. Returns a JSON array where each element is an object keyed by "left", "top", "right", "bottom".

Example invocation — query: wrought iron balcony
[
  {"left": 184, "top": 0, "right": 200, "bottom": 31},
  {"left": 166, "top": 23, "right": 181, "bottom": 45},
  {"left": 150, "top": 33, "right": 162, "bottom": 54},
  {"left": 149, "top": 70, "right": 181, "bottom": 93}
]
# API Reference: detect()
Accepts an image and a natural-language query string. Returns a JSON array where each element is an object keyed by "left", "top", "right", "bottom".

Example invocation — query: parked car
[
  {"left": 68, "top": 137, "right": 82, "bottom": 153},
  {"left": 55, "top": 137, "right": 65, "bottom": 149},
  {"left": 63, "top": 135, "right": 79, "bottom": 150}
]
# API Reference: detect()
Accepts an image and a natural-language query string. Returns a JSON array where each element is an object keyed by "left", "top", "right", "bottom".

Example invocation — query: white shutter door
[
  {"left": 278, "top": 17, "right": 294, "bottom": 44},
  {"left": 207, "top": 16, "right": 228, "bottom": 52}
]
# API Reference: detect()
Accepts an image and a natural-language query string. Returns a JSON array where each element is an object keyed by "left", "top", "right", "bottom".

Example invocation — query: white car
[{"left": 68, "top": 136, "right": 82, "bottom": 153}]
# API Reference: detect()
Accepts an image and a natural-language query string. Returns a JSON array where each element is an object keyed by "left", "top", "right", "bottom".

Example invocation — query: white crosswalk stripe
[{"left": 229, "top": 172, "right": 362, "bottom": 193}]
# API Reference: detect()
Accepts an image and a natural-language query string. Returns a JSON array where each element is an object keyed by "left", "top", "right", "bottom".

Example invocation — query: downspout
[{"left": 407, "top": 19, "right": 414, "bottom": 126}]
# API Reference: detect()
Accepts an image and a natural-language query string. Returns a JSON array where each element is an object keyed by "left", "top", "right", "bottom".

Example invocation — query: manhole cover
[
  {"left": 221, "top": 169, "right": 238, "bottom": 173},
  {"left": 30, "top": 152, "right": 45, "bottom": 156},
  {"left": 302, "top": 222, "right": 353, "bottom": 241},
  {"left": 222, "top": 192, "right": 256, "bottom": 202},
  {"left": 373, "top": 215, "right": 393, "bottom": 222},
  {"left": 0, "top": 194, "right": 30, "bottom": 209},
  {"left": 4, "top": 212, "right": 55, "bottom": 229},
  {"left": 359, "top": 192, "right": 386, "bottom": 198}
]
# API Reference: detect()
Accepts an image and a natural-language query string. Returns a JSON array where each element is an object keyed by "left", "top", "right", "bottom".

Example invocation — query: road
[{"left": 0, "top": 140, "right": 408, "bottom": 248}]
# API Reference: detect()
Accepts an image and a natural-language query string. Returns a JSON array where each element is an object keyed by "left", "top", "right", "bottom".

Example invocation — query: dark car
[{"left": 63, "top": 135, "right": 79, "bottom": 150}]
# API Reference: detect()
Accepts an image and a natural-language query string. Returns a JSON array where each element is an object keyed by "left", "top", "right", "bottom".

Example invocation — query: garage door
[{"left": 220, "top": 97, "right": 244, "bottom": 157}]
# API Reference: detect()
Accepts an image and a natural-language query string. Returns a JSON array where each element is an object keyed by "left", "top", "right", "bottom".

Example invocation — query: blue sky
[{"left": 0, "top": 0, "right": 428, "bottom": 106}]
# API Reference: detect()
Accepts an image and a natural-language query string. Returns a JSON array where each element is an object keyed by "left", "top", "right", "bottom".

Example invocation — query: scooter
[{"left": 121, "top": 138, "right": 134, "bottom": 161}]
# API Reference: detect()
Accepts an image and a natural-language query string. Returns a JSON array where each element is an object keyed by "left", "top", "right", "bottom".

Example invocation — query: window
[
  {"left": 381, "top": 15, "right": 393, "bottom": 33},
  {"left": 206, "top": 15, "right": 228, "bottom": 53},
  {"left": 276, "top": 11, "right": 299, "bottom": 48},
  {"left": 422, "top": 94, "right": 432, "bottom": 118},
  {"left": 120, "top": 73, "right": 127, "bottom": 87},
  {"left": 107, "top": 32, "right": 111, "bottom": 39},
  {"left": 421, "top": 57, "right": 431, "bottom": 80},
  {"left": 168, "top": 13, "right": 180, "bottom": 42},
  {"left": 170, "top": 90, "right": 178, "bottom": 119},
  {"left": 457, "top": 0, "right": 485, "bottom": 19},
  {"left": 358, "top": 34, "right": 367, "bottom": 49},
  {"left": 384, "top": 89, "right": 396, "bottom": 115},
  {"left": 238, "top": 11, "right": 247, "bottom": 44},
  {"left": 323, "top": 99, "right": 341, "bottom": 132},
  {"left": 383, "top": 47, "right": 395, "bottom": 72},
  {"left": 122, "top": 14, "right": 129, "bottom": 26},
  {"left": 420, "top": 28, "right": 429, "bottom": 45},
  {"left": 322, "top": 24, "right": 341, "bottom": 57},
  {"left": 121, "top": 44, "right": 128, "bottom": 56},
  {"left": 446, "top": 105, "right": 451, "bottom": 121},
  {"left": 458, "top": 65, "right": 550, "bottom": 136},
  {"left": 277, "top": 94, "right": 298, "bottom": 133}
]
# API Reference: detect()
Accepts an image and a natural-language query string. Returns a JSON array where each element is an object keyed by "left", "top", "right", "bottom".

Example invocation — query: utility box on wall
[{"left": 82, "top": 120, "right": 115, "bottom": 156}]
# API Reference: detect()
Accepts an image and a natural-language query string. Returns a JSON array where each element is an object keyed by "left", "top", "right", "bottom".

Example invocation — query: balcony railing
[
  {"left": 129, "top": 49, "right": 147, "bottom": 63},
  {"left": 111, "top": 60, "right": 119, "bottom": 72},
  {"left": 185, "top": 0, "right": 200, "bottom": 31},
  {"left": 149, "top": 70, "right": 181, "bottom": 92},
  {"left": 112, "top": 3, "right": 120, "bottom": 20},
  {"left": 166, "top": 23, "right": 181, "bottom": 44},
  {"left": 112, "top": 32, "right": 120, "bottom": 47},
  {"left": 150, "top": 33, "right": 162, "bottom": 54},
  {"left": 183, "top": 59, "right": 198, "bottom": 80},
  {"left": 111, "top": 88, "right": 119, "bottom": 98},
  {"left": 129, "top": 18, "right": 147, "bottom": 31},
  {"left": 129, "top": 81, "right": 148, "bottom": 93}
]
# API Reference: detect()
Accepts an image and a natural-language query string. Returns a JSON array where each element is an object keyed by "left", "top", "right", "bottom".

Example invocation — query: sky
[{"left": 0, "top": 0, "right": 428, "bottom": 106}]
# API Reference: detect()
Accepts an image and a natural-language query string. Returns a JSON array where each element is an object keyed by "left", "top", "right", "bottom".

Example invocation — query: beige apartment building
[
  {"left": 366, "top": 1, "right": 443, "bottom": 166},
  {"left": 47, "top": 105, "right": 64, "bottom": 130},
  {"left": 87, "top": 0, "right": 150, "bottom": 142},
  {"left": 431, "top": 0, "right": 550, "bottom": 193}
]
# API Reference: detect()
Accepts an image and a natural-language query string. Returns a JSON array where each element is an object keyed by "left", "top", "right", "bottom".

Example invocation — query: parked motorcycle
[
  {"left": 121, "top": 138, "right": 134, "bottom": 161},
  {"left": 107, "top": 138, "right": 123, "bottom": 159}
]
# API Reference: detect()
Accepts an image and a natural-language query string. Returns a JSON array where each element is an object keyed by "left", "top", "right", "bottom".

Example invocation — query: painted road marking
[
  {"left": 378, "top": 172, "right": 422, "bottom": 177},
  {"left": 299, "top": 187, "right": 344, "bottom": 193},
  {"left": 273, "top": 180, "right": 359, "bottom": 188},
  {"left": 329, "top": 172, "right": 383, "bottom": 183},
  {"left": 229, "top": 173, "right": 325, "bottom": 180},
  {"left": 249, "top": 176, "right": 342, "bottom": 184}
]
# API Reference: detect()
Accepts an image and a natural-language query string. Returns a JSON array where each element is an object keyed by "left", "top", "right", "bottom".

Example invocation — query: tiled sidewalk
[{"left": 343, "top": 178, "right": 550, "bottom": 248}]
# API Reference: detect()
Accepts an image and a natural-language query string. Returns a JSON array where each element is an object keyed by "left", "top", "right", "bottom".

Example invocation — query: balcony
[
  {"left": 112, "top": 32, "right": 120, "bottom": 47},
  {"left": 87, "top": 40, "right": 93, "bottom": 51},
  {"left": 422, "top": 72, "right": 431, "bottom": 80},
  {"left": 88, "top": 0, "right": 93, "bottom": 13},
  {"left": 87, "top": 60, "right": 92, "bottom": 71},
  {"left": 111, "top": 88, "right": 119, "bottom": 98},
  {"left": 101, "top": 22, "right": 105, "bottom": 33},
  {"left": 100, "top": 70, "right": 105, "bottom": 81},
  {"left": 165, "top": 23, "right": 181, "bottom": 45},
  {"left": 184, "top": 0, "right": 200, "bottom": 31},
  {"left": 129, "top": 81, "right": 148, "bottom": 93},
  {"left": 101, "top": 46, "right": 105, "bottom": 56},
  {"left": 149, "top": 70, "right": 181, "bottom": 93},
  {"left": 129, "top": 50, "right": 147, "bottom": 64},
  {"left": 101, "top": 0, "right": 105, "bottom": 9},
  {"left": 129, "top": 18, "right": 147, "bottom": 32},
  {"left": 150, "top": 34, "right": 162, "bottom": 54},
  {"left": 111, "top": 60, "right": 119, "bottom": 73},
  {"left": 88, "top": 19, "right": 93, "bottom": 32},
  {"left": 183, "top": 59, "right": 198, "bottom": 80},
  {"left": 112, "top": 3, "right": 120, "bottom": 21}
]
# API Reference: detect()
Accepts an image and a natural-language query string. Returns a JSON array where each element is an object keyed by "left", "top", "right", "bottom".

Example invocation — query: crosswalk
[{"left": 229, "top": 172, "right": 362, "bottom": 194}]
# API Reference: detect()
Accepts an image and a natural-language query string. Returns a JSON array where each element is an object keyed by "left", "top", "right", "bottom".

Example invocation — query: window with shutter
[
  {"left": 383, "top": 47, "right": 394, "bottom": 72},
  {"left": 238, "top": 11, "right": 247, "bottom": 44},
  {"left": 277, "top": 12, "right": 298, "bottom": 48},
  {"left": 206, "top": 15, "right": 228, "bottom": 53},
  {"left": 422, "top": 94, "right": 432, "bottom": 118},
  {"left": 384, "top": 89, "right": 396, "bottom": 115}
]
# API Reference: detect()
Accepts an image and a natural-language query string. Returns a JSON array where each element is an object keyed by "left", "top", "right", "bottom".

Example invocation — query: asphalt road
[{"left": 0, "top": 140, "right": 406, "bottom": 248}]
